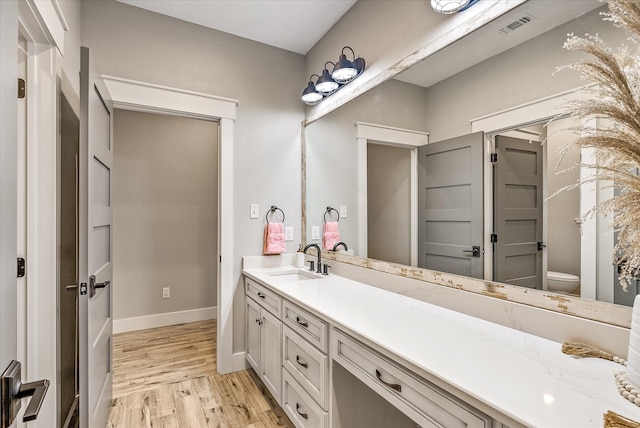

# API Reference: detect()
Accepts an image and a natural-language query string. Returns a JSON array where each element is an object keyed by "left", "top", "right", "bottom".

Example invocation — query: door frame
[
  {"left": 355, "top": 122, "right": 428, "bottom": 266},
  {"left": 6, "top": 1, "right": 67, "bottom": 425},
  {"left": 101, "top": 76, "right": 239, "bottom": 373},
  {"left": 470, "top": 86, "right": 608, "bottom": 298}
]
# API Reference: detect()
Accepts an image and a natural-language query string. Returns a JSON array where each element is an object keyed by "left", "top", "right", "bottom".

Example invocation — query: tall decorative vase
[{"left": 627, "top": 294, "right": 640, "bottom": 388}]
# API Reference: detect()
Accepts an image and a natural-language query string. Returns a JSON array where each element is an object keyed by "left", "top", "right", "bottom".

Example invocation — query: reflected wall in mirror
[{"left": 305, "top": 3, "right": 638, "bottom": 307}]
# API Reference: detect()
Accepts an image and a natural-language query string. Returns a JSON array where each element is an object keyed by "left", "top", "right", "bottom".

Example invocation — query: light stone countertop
[{"left": 243, "top": 259, "right": 640, "bottom": 427}]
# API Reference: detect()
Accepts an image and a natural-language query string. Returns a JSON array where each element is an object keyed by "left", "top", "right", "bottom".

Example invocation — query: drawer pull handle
[
  {"left": 375, "top": 369, "right": 402, "bottom": 393},
  {"left": 296, "top": 355, "right": 308, "bottom": 369},
  {"left": 296, "top": 316, "right": 308, "bottom": 328},
  {"left": 296, "top": 403, "right": 308, "bottom": 420},
  {"left": 257, "top": 292, "right": 266, "bottom": 299}
]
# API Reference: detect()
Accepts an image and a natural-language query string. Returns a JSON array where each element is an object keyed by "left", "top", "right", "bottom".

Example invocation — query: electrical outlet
[
  {"left": 312, "top": 226, "right": 320, "bottom": 240},
  {"left": 285, "top": 226, "right": 294, "bottom": 241},
  {"left": 162, "top": 287, "right": 170, "bottom": 299},
  {"left": 340, "top": 205, "right": 348, "bottom": 218},
  {"left": 250, "top": 204, "right": 259, "bottom": 219}
]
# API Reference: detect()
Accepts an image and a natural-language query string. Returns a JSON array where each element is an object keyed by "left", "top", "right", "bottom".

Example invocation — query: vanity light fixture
[
  {"left": 332, "top": 46, "right": 365, "bottom": 84},
  {"left": 431, "top": 0, "right": 473, "bottom": 14},
  {"left": 315, "top": 62, "right": 340, "bottom": 95},
  {"left": 301, "top": 74, "right": 323, "bottom": 105},
  {"left": 301, "top": 46, "right": 366, "bottom": 105}
]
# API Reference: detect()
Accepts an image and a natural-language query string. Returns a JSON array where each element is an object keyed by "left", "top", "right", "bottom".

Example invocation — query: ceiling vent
[{"left": 499, "top": 13, "right": 537, "bottom": 34}]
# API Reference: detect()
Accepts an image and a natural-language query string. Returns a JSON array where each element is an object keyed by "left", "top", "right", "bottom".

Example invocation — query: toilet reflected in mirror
[{"left": 547, "top": 271, "right": 580, "bottom": 295}]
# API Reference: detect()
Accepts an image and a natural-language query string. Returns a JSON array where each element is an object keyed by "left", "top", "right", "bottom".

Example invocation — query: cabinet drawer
[
  {"left": 282, "top": 369, "right": 328, "bottom": 428},
  {"left": 332, "top": 329, "right": 492, "bottom": 428},
  {"left": 246, "top": 277, "right": 282, "bottom": 317},
  {"left": 283, "top": 326, "right": 328, "bottom": 409},
  {"left": 283, "top": 300, "right": 328, "bottom": 352}
]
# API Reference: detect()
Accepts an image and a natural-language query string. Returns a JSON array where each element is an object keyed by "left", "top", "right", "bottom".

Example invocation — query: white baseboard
[
  {"left": 232, "top": 352, "right": 249, "bottom": 372},
  {"left": 113, "top": 306, "right": 217, "bottom": 334}
]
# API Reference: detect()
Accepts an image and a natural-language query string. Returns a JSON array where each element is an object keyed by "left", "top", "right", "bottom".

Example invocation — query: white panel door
[{"left": 78, "top": 46, "right": 113, "bottom": 428}]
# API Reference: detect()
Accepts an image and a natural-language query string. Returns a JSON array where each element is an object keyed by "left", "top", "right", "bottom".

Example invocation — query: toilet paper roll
[{"left": 627, "top": 294, "right": 640, "bottom": 388}]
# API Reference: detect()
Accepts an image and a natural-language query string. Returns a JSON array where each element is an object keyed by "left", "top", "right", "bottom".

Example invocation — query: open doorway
[
  {"left": 367, "top": 143, "right": 412, "bottom": 265},
  {"left": 111, "top": 110, "right": 218, "bottom": 334}
]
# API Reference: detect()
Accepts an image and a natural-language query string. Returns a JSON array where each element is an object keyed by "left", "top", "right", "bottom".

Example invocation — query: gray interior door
[
  {"left": 494, "top": 135, "right": 543, "bottom": 289},
  {"left": 418, "top": 132, "right": 484, "bottom": 278},
  {"left": 78, "top": 46, "right": 113, "bottom": 428}
]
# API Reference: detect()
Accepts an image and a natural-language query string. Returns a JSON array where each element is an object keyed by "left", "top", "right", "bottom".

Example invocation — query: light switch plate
[
  {"left": 285, "top": 227, "right": 294, "bottom": 241},
  {"left": 250, "top": 204, "right": 259, "bottom": 219},
  {"left": 340, "top": 205, "right": 347, "bottom": 218},
  {"left": 312, "top": 226, "right": 320, "bottom": 240}
]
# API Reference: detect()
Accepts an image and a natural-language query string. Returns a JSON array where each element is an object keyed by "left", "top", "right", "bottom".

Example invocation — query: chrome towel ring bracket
[
  {"left": 324, "top": 206, "right": 339, "bottom": 222},
  {"left": 266, "top": 205, "right": 285, "bottom": 223}
]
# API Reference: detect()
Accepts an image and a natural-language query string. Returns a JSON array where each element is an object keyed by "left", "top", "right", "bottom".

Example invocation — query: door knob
[
  {"left": 89, "top": 274, "right": 110, "bottom": 298},
  {"left": 537, "top": 241, "right": 547, "bottom": 251}
]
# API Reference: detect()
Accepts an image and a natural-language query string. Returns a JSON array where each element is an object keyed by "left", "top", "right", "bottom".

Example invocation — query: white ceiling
[{"left": 116, "top": 0, "right": 357, "bottom": 55}]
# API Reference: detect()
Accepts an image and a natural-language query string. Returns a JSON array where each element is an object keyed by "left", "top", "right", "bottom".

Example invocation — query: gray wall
[
  {"left": 305, "top": 78, "right": 427, "bottom": 254},
  {"left": 367, "top": 144, "right": 411, "bottom": 265},
  {"left": 112, "top": 110, "right": 218, "bottom": 320},
  {"left": 81, "top": 0, "right": 304, "bottom": 351}
]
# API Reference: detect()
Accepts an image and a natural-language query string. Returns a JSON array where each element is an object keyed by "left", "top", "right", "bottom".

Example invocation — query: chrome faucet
[{"left": 303, "top": 243, "right": 322, "bottom": 274}]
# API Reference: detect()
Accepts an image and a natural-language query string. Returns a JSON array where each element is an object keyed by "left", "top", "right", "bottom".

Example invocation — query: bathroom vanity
[{"left": 243, "top": 255, "right": 639, "bottom": 427}]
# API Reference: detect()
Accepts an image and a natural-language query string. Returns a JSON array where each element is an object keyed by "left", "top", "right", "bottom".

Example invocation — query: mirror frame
[{"left": 300, "top": 3, "right": 632, "bottom": 329}]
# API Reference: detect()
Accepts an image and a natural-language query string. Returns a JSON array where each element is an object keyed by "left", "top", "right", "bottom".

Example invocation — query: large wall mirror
[{"left": 304, "top": 1, "right": 637, "bottom": 324}]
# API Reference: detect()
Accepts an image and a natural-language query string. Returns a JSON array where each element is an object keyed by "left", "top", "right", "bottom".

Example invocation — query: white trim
[
  {"left": 113, "top": 307, "right": 217, "bottom": 334},
  {"left": 469, "top": 85, "right": 594, "bottom": 134},
  {"left": 103, "top": 76, "right": 237, "bottom": 373},
  {"left": 410, "top": 149, "right": 418, "bottom": 267},
  {"left": 103, "top": 75, "right": 238, "bottom": 120},
  {"left": 356, "top": 122, "right": 426, "bottom": 264},
  {"left": 218, "top": 117, "right": 235, "bottom": 374},
  {"left": 233, "top": 352, "right": 249, "bottom": 371},
  {"left": 356, "top": 121, "right": 428, "bottom": 147},
  {"left": 13, "top": 3, "right": 63, "bottom": 426},
  {"left": 25, "top": 0, "right": 66, "bottom": 54},
  {"left": 357, "top": 138, "right": 368, "bottom": 258},
  {"left": 581, "top": 145, "right": 598, "bottom": 300}
]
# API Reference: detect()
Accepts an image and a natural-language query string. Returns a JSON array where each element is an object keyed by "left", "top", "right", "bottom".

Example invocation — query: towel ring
[
  {"left": 324, "top": 206, "right": 340, "bottom": 223},
  {"left": 266, "top": 205, "right": 285, "bottom": 223}
]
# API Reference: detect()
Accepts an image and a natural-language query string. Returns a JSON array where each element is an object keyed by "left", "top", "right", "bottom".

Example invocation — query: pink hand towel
[
  {"left": 264, "top": 222, "right": 286, "bottom": 255},
  {"left": 323, "top": 221, "right": 341, "bottom": 251}
]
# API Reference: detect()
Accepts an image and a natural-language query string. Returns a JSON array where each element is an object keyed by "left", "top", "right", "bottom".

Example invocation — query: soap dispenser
[{"left": 296, "top": 245, "right": 305, "bottom": 268}]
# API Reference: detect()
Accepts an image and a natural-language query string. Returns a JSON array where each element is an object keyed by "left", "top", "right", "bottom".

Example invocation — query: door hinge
[
  {"left": 17, "top": 258, "right": 25, "bottom": 278},
  {"left": 18, "top": 78, "right": 25, "bottom": 99},
  {"left": 79, "top": 283, "right": 87, "bottom": 296},
  {"left": 491, "top": 233, "right": 498, "bottom": 243},
  {"left": 490, "top": 153, "right": 498, "bottom": 163}
]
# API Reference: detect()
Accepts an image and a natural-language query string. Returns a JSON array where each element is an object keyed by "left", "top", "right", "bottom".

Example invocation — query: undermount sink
[{"left": 267, "top": 270, "right": 321, "bottom": 282}]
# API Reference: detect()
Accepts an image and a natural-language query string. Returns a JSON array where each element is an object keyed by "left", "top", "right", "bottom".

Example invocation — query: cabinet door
[
  {"left": 246, "top": 297, "right": 261, "bottom": 372},
  {"left": 261, "top": 308, "right": 283, "bottom": 404}
]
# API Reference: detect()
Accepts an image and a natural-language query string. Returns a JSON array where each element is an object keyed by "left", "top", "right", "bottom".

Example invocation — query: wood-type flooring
[{"left": 106, "top": 320, "right": 294, "bottom": 428}]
